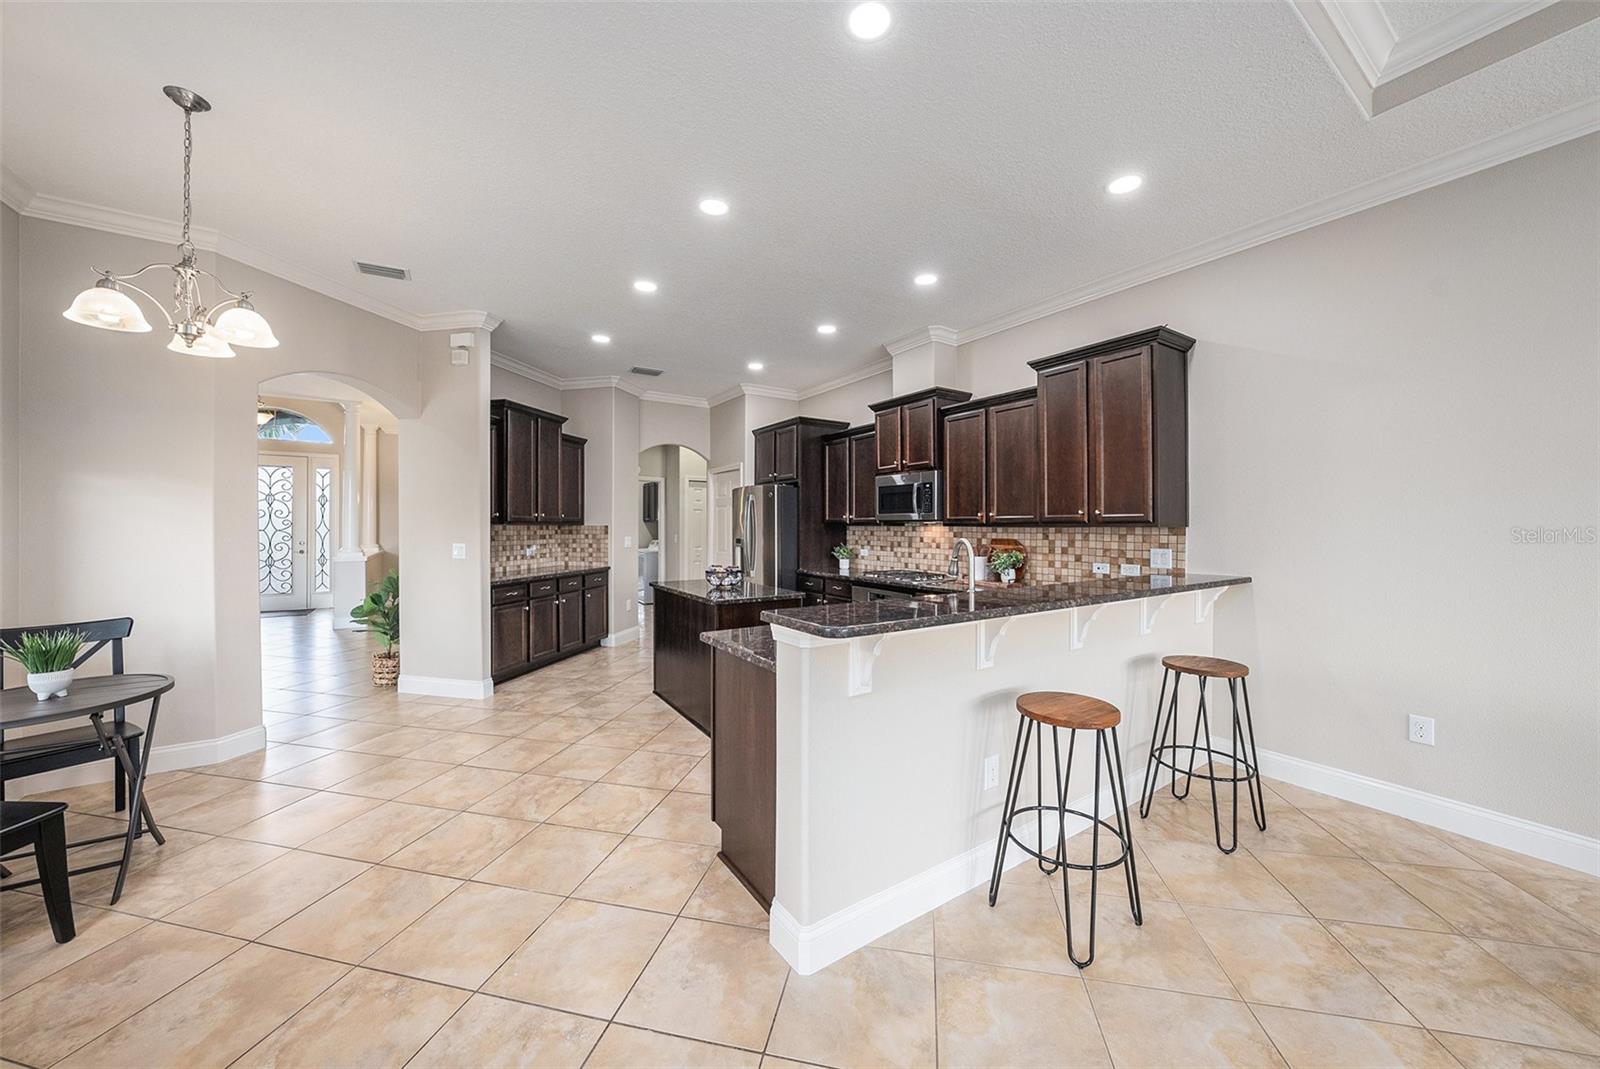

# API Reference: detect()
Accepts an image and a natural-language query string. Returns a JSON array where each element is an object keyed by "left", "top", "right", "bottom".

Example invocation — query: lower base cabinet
[
  {"left": 491, "top": 569, "right": 609, "bottom": 683},
  {"left": 710, "top": 648, "right": 776, "bottom": 910}
]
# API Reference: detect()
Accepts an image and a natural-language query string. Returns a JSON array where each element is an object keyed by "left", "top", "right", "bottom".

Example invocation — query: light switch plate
[
  {"left": 1150, "top": 547, "right": 1174, "bottom": 569},
  {"left": 1120, "top": 563, "right": 1142, "bottom": 577},
  {"left": 1092, "top": 562, "right": 1111, "bottom": 576},
  {"left": 451, "top": 543, "right": 466, "bottom": 560},
  {"left": 624, "top": 535, "right": 633, "bottom": 548}
]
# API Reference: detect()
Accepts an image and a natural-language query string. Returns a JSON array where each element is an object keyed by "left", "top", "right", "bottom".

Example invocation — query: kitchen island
[
  {"left": 753, "top": 572, "right": 1250, "bottom": 974},
  {"left": 651, "top": 580, "right": 803, "bottom": 735}
]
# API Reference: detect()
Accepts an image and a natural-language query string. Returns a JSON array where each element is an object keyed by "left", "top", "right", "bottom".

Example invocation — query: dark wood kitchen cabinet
[
  {"left": 822, "top": 426, "right": 878, "bottom": 525},
  {"left": 1028, "top": 326, "right": 1194, "bottom": 526},
  {"left": 711, "top": 648, "right": 777, "bottom": 908},
  {"left": 753, "top": 423, "right": 800, "bottom": 484},
  {"left": 490, "top": 400, "right": 584, "bottom": 525},
  {"left": 653, "top": 584, "right": 803, "bottom": 735},
  {"left": 749, "top": 416, "right": 849, "bottom": 573},
  {"left": 490, "top": 569, "right": 608, "bottom": 682},
  {"left": 940, "top": 390, "right": 1039, "bottom": 525},
  {"left": 870, "top": 387, "right": 971, "bottom": 474}
]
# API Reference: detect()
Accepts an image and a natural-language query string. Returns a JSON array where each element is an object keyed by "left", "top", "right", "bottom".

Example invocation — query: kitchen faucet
[{"left": 947, "top": 537, "right": 976, "bottom": 594}]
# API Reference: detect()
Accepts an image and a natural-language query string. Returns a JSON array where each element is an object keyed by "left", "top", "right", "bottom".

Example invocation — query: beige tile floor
[{"left": 2, "top": 609, "right": 1598, "bottom": 1068}]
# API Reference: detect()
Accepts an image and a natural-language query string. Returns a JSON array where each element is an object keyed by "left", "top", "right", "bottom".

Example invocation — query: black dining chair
[
  {"left": 0, "top": 800, "right": 75, "bottom": 941},
  {"left": 0, "top": 618, "right": 145, "bottom": 814}
]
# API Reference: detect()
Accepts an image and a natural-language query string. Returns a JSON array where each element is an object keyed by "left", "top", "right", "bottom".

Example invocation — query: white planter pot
[
  {"left": 1000, "top": 568, "right": 1017, "bottom": 584},
  {"left": 27, "top": 668, "right": 74, "bottom": 702},
  {"left": 837, "top": 560, "right": 851, "bottom": 576}
]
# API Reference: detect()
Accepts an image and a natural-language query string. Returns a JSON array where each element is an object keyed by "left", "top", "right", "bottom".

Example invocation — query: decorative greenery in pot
[
  {"left": 351, "top": 570, "right": 400, "bottom": 686},
  {"left": 831, "top": 544, "right": 857, "bottom": 576},
  {"left": 1, "top": 628, "right": 86, "bottom": 702},
  {"left": 988, "top": 549, "right": 1025, "bottom": 584}
]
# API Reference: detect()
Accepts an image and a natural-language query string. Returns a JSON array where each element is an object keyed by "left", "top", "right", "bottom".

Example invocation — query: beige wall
[
  {"left": 640, "top": 399, "right": 710, "bottom": 457},
  {"left": 799, "top": 369, "right": 891, "bottom": 428},
  {"left": 709, "top": 395, "right": 745, "bottom": 476},
  {"left": 0, "top": 204, "right": 19, "bottom": 625},
  {"left": 742, "top": 393, "right": 800, "bottom": 483},
  {"left": 562, "top": 386, "right": 640, "bottom": 635},
  {"left": 490, "top": 363, "right": 562, "bottom": 413},
  {"left": 823, "top": 138, "right": 1600, "bottom": 836},
  {"left": 375, "top": 428, "right": 400, "bottom": 573}
]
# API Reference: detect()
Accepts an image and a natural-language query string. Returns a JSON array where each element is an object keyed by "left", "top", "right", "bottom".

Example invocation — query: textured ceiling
[{"left": 4, "top": 2, "right": 1597, "bottom": 398}]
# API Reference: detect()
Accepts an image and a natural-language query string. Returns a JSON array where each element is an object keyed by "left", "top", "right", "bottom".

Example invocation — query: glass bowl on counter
[{"left": 705, "top": 565, "right": 744, "bottom": 589}]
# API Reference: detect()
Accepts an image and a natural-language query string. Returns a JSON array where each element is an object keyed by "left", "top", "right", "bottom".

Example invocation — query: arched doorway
[{"left": 636, "top": 444, "right": 711, "bottom": 623}]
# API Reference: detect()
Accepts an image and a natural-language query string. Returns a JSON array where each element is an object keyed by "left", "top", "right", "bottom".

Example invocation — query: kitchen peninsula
[
  {"left": 652, "top": 580, "right": 803, "bottom": 734},
  {"left": 699, "top": 571, "right": 1250, "bottom": 975}
]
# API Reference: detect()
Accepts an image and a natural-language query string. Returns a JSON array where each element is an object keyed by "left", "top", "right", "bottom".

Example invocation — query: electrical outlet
[
  {"left": 1092, "top": 562, "right": 1111, "bottom": 576},
  {"left": 626, "top": 598, "right": 633, "bottom": 611},
  {"left": 450, "top": 543, "right": 466, "bottom": 560},
  {"left": 1119, "top": 563, "right": 1142, "bottom": 577},
  {"left": 1408, "top": 715, "right": 1435, "bottom": 746},
  {"left": 858, "top": 547, "right": 870, "bottom": 558},
  {"left": 982, "top": 754, "right": 1000, "bottom": 790},
  {"left": 624, "top": 535, "right": 633, "bottom": 549},
  {"left": 1150, "top": 547, "right": 1174, "bottom": 569}
]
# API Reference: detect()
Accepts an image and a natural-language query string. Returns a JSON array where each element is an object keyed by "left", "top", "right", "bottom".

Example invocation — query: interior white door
[
  {"left": 709, "top": 466, "right": 741, "bottom": 565},
  {"left": 258, "top": 453, "right": 338, "bottom": 612},
  {"left": 687, "top": 478, "right": 708, "bottom": 572}
]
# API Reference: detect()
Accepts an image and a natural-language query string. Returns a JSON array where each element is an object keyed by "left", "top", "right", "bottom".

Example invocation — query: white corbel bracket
[
  {"left": 1140, "top": 594, "right": 1177, "bottom": 636},
  {"left": 975, "top": 618, "right": 1014, "bottom": 670},
  {"left": 1068, "top": 605, "right": 1103, "bottom": 650},
  {"left": 848, "top": 635, "right": 890, "bottom": 696},
  {"left": 1194, "top": 586, "right": 1228, "bottom": 624}
]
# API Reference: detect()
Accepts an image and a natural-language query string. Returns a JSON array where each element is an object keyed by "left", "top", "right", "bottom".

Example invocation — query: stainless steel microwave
[{"left": 875, "top": 471, "right": 941, "bottom": 523}]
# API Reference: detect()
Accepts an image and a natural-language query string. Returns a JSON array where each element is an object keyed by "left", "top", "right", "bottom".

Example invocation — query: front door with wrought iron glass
[{"left": 258, "top": 453, "right": 337, "bottom": 612}]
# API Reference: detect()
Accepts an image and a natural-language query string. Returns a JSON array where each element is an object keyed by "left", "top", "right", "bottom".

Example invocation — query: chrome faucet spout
[{"left": 949, "top": 538, "right": 977, "bottom": 594}]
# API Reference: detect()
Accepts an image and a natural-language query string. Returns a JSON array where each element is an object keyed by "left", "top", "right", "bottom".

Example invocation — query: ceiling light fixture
[
  {"left": 1107, "top": 174, "right": 1143, "bottom": 195},
  {"left": 816, "top": 323, "right": 838, "bottom": 335},
  {"left": 914, "top": 272, "right": 938, "bottom": 287},
  {"left": 62, "top": 86, "right": 278, "bottom": 356},
  {"left": 848, "top": 2, "right": 892, "bottom": 41},
  {"left": 698, "top": 197, "right": 729, "bottom": 216},
  {"left": 632, "top": 279, "right": 658, "bottom": 293},
  {"left": 747, "top": 361, "right": 765, "bottom": 371},
  {"left": 591, "top": 333, "right": 611, "bottom": 345}
]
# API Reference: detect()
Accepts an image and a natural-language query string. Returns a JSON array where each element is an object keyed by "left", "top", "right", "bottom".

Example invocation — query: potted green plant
[
  {"left": 989, "top": 549, "right": 1025, "bottom": 585},
  {"left": 831, "top": 544, "right": 857, "bottom": 576},
  {"left": 1, "top": 628, "right": 85, "bottom": 701},
  {"left": 351, "top": 569, "right": 400, "bottom": 686}
]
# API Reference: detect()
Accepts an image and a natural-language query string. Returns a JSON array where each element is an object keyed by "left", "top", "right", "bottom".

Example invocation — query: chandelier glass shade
[{"left": 61, "top": 86, "right": 278, "bottom": 357}]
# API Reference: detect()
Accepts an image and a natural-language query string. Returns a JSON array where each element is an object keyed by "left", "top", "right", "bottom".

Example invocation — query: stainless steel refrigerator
[{"left": 731, "top": 483, "right": 798, "bottom": 590}]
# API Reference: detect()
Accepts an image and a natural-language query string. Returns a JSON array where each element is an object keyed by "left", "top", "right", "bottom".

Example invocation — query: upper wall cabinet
[
  {"left": 869, "top": 388, "right": 971, "bottom": 475},
  {"left": 1028, "top": 326, "right": 1194, "bottom": 526},
  {"left": 752, "top": 422, "right": 801, "bottom": 484},
  {"left": 490, "top": 399, "right": 584, "bottom": 525},
  {"left": 823, "top": 426, "right": 878, "bottom": 524},
  {"left": 940, "top": 389, "right": 1039, "bottom": 525}
]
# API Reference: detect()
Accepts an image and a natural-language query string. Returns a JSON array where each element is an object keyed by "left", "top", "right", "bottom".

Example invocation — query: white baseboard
[
  {"left": 397, "top": 674, "right": 493, "bottom": 700},
  {"left": 6, "top": 725, "right": 267, "bottom": 798},
  {"left": 1222, "top": 737, "right": 1600, "bottom": 877},
  {"left": 602, "top": 626, "right": 640, "bottom": 648}
]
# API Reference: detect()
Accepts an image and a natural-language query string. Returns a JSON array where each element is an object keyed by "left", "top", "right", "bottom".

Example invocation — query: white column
[
  {"left": 331, "top": 400, "right": 369, "bottom": 628},
  {"left": 360, "top": 425, "right": 380, "bottom": 554}
]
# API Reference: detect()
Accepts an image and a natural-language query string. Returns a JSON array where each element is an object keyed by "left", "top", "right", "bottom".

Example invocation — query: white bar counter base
[{"left": 766, "top": 586, "right": 1237, "bottom": 975}]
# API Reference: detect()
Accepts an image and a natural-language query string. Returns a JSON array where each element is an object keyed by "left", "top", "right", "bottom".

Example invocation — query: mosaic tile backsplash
[
  {"left": 841, "top": 524, "right": 1185, "bottom": 584},
  {"left": 490, "top": 524, "right": 609, "bottom": 579}
]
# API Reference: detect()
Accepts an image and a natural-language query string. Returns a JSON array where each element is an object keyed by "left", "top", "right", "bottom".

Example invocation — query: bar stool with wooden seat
[
  {"left": 1139, "top": 655, "right": 1266, "bottom": 853},
  {"left": 988, "top": 690, "right": 1142, "bottom": 968}
]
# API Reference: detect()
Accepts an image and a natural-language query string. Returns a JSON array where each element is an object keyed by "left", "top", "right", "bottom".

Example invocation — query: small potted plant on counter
[
  {"left": 831, "top": 544, "right": 857, "bottom": 576},
  {"left": 989, "top": 549, "right": 1025, "bottom": 585},
  {"left": 351, "top": 569, "right": 400, "bottom": 686},
  {"left": 1, "top": 628, "right": 85, "bottom": 701}
]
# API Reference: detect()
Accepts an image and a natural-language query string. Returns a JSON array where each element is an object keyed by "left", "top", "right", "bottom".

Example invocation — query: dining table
[{"left": 0, "top": 673, "right": 174, "bottom": 904}]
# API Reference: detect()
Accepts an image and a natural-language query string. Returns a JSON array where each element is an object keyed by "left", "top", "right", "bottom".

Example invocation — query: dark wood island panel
[
  {"left": 710, "top": 646, "right": 777, "bottom": 909},
  {"left": 651, "top": 581, "right": 802, "bottom": 735}
]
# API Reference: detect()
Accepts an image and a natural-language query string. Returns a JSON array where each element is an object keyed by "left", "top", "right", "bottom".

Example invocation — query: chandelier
[{"left": 61, "top": 86, "right": 278, "bottom": 358}]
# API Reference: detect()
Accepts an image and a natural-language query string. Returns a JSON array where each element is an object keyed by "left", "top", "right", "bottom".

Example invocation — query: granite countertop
[
  {"left": 651, "top": 579, "right": 805, "bottom": 605},
  {"left": 700, "top": 625, "right": 777, "bottom": 672},
  {"left": 492, "top": 564, "right": 608, "bottom": 585},
  {"left": 761, "top": 573, "right": 1251, "bottom": 639}
]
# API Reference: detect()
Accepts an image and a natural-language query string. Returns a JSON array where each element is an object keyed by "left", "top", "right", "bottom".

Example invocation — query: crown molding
[
  {"left": 884, "top": 325, "right": 959, "bottom": 356},
  {"left": 737, "top": 382, "right": 800, "bottom": 401},
  {"left": 707, "top": 386, "right": 744, "bottom": 407},
  {"left": 1385, "top": 0, "right": 1556, "bottom": 81},
  {"left": 639, "top": 390, "right": 710, "bottom": 408},
  {"left": 957, "top": 97, "right": 1600, "bottom": 347},
  {"left": 3, "top": 169, "right": 502, "bottom": 337},
  {"left": 797, "top": 359, "right": 893, "bottom": 401},
  {"left": 561, "top": 374, "right": 646, "bottom": 398},
  {"left": 490, "top": 351, "right": 564, "bottom": 389}
]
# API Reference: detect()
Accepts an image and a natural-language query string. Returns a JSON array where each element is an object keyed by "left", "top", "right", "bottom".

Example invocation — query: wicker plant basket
[{"left": 371, "top": 650, "right": 399, "bottom": 687}]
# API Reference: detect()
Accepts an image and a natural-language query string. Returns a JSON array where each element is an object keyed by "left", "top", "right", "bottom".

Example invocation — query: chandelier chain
[{"left": 180, "top": 108, "right": 193, "bottom": 258}]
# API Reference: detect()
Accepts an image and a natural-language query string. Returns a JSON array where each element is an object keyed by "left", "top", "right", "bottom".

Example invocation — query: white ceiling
[{"left": 4, "top": 2, "right": 1597, "bottom": 399}]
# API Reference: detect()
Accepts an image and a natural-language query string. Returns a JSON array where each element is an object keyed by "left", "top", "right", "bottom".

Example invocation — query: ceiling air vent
[
  {"left": 630, "top": 366, "right": 664, "bottom": 377},
  {"left": 354, "top": 261, "right": 410, "bottom": 281}
]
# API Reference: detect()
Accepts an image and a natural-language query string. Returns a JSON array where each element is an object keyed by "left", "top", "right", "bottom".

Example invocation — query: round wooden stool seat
[
  {"left": 1015, "top": 691, "right": 1121, "bottom": 730},
  {"left": 1161, "top": 655, "right": 1249, "bottom": 679}
]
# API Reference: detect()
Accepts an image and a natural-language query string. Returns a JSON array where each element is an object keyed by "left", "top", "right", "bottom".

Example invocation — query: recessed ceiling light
[
  {"left": 848, "top": 2, "right": 892, "bottom": 41},
  {"left": 1107, "top": 174, "right": 1143, "bottom": 195},
  {"left": 816, "top": 323, "right": 837, "bottom": 335},
  {"left": 591, "top": 334, "right": 611, "bottom": 345},
  {"left": 632, "top": 279, "right": 658, "bottom": 293},
  {"left": 746, "top": 360, "right": 765, "bottom": 372},
  {"left": 914, "top": 272, "right": 938, "bottom": 287},
  {"left": 699, "top": 197, "right": 729, "bottom": 216}
]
